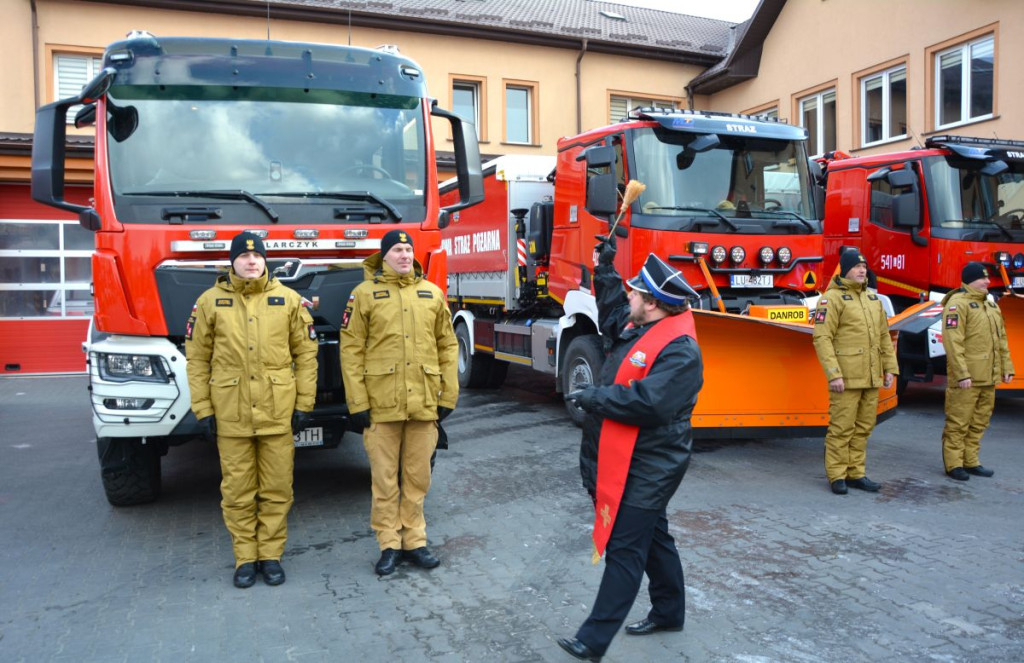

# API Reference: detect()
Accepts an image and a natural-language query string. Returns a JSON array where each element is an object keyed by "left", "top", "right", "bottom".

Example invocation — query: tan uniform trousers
[
  {"left": 824, "top": 387, "right": 879, "bottom": 483},
  {"left": 363, "top": 419, "right": 438, "bottom": 551},
  {"left": 217, "top": 431, "right": 295, "bottom": 566},
  {"left": 941, "top": 384, "right": 995, "bottom": 472}
]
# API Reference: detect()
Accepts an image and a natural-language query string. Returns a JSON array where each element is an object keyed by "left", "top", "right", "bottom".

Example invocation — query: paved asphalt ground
[{"left": 1, "top": 369, "right": 1022, "bottom": 662}]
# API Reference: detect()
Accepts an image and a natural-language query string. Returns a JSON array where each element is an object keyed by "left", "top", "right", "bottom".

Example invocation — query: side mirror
[
  {"left": 432, "top": 103, "right": 484, "bottom": 214},
  {"left": 688, "top": 133, "right": 721, "bottom": 153},
  {"left": 579, "top": 145, "right": 614, "bottom": 168},
  {"left": 585, "top": 173, "right": 618, "bottom": 216}
]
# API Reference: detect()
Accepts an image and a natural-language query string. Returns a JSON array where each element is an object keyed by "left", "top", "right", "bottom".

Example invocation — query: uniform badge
[
  {"left": 185, "top": 316, "right": 195, "bottom": 340},
  {"left": 987, "top": 301, "right": 997, "bottom": 308},
  {"left": 190, "top": 303, "right": 198, "bottom": 315},
  {"left": 341, "top": 306, "right": 352, "bottom": 329},
  {"left": 819, "top": 298, "right": 828, "bottom": 305},
  {"left": 215, "top": 298, "right": 233, "bottom": 307},
  {"left": 814, "top": 309, "right": 827, "bottom": 324},
  {"left": 842, "top": 294, "right": 853, "bottom": 301},
  {"left": 373, "top": 290, "right": 390, "bottom": 299},
  {"left": 868, "top": 294, "right": 878, "bottom": 300},
  {"left": 947, "top": 305, "right": 957, "bottom": 311},
  {"left": 308, "top": 323, "right": 317, "bottom": 341},
  {"left": 628, "top": 350, "right": 647, "bottom": 368},
  {"left": 269, "top": 297, "right": 285, "bottom": 306},
  {"left": 301, "top": 297, "right": 315, "bottom": 310},
  {"left": 946, "top": 314, "right": 959, "bottom": 328},
  {"left": 417, "top": 290, "right": 433, "bottom": 299},
  {"left": 969, "top": 302, "right": 979, "bottom": 308}
]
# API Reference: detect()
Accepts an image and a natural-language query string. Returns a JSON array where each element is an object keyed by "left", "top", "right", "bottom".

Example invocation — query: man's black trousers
[{"left": 575, "top": 503, "right": 685, "bottom": 654}]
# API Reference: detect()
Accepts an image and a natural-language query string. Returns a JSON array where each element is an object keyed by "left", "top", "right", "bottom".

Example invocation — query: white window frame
[
  {"left": 452, "top": 80, "right": 481, "bottom": 138},
  {"left": 934, "top": 35, "right": 994, "bottom": 130},
  {"left": 54, "top": 54, "right": 103, "bottom": 124},
  {"left": 609, "top": 95, "right": 676, "bottom": 123},
  {"left": 861, "top": 65, "right": 907, "bottom": 147},
  {"left": 504, "top": 84, "right": 533, "bottom": 145},
  {"left": 0, "top": 219, "right": 94, "bottom": 320},
  {"left": 799, "top": 89, "right": 836, "bottom": 156}
]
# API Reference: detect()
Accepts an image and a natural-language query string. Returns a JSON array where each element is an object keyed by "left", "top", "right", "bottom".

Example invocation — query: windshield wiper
[
  {"left": 647, "top": 205, "right": 740, "bottom": 232},
  {"left": 273, "top": 191, "right": 403, "bottom": 222},
  {"left": 757, "top": 210, "right": 816, "bottom": 232},
  {"left": 975, "top": 215, "right": 1015, "bottom": 240},
  {"left": 123, "top": 190, "right": 280, "bottom": 223}
]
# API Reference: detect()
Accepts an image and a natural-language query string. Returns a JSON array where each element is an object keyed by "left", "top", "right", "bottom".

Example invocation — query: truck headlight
[
  {"left": 97, "top": 353, "right": 169, "bottom": 383},
  {"left": 1014, "top": 253, "right": 1024, "bottom": 270},
  {"left": 777, "top": 246, "right": 793, "bottom": 264}
]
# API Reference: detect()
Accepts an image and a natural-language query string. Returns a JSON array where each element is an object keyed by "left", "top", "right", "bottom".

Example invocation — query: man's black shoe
[
  {"left": 259, "top": 560, "right": 286, "bottom": 586},
  {"left": 233, "top": 562, "right": 257, "bottom": 588},
  {"left": 556, "top": 637, "right": 601, "bottom": 661},
  {"left": 947, "top": 467, "right": 970, "bottom": 481},
  {"left": 964, "top": 465, "right": 994, "bottom": 477},
  {"left": 846, "top": 476, "right": 881, "bottom": 492},
  {"left": 830, "top": 479, "right": 848, "bottom": 495},
  {"left": 375, "top": 548, "right": 401, "bottom": 576},
  {"left": 624, "top": 617, "right": 684, "bottom": 635},
  {"left": 403, "top": 547, "right": 440, "bottom": 569}
]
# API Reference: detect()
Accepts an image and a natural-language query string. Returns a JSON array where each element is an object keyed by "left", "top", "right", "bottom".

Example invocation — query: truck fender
[
  {"left": 555, "top": 290, "right": 600, "bottom": 380},
  {"left": 452, "top": 309, "right": 476, "bottom": 352}
]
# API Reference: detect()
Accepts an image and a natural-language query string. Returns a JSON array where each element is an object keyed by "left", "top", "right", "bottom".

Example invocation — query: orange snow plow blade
[
  {"left": 690, "top": 309, "right": 898, "bottom": 439},
  {"left": 998, "top": 295, "right": 1024, "bottom": 392}
]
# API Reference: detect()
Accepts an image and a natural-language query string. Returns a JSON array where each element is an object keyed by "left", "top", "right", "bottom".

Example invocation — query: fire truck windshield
[
  {"left": 629, "top": 127, "right": 815, "bottom": 234},
  {"left": 106, "top": 86, "right": 427, "bottom": 224},
  {"left": 924, "top": 156, "right": 1024, "bottom": 242}
]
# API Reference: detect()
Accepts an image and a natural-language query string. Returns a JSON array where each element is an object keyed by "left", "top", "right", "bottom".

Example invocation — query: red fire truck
[
  {"left": 820, "top": 136, "right": 1024, "bottom": 392},
  {"left": 441, "top": 108, "right": 898, "bottom": 437},
  {"left": 32, "top": 33, "right": 482, "bottom": 505}
]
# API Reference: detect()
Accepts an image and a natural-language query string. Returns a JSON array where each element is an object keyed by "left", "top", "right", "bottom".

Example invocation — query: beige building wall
[
  {"left": 710, "top": 0, "right": 1023, "bottom": 155},
  {"left": 7, "top": 0, "right": 699, "bottom": 175}
]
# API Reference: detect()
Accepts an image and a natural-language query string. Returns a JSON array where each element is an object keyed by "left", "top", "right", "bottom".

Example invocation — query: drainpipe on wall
[
  {"left": 685, "top": 84, "right": 694, "bottom": 111},
  {"left": 575, "top": 39, "right": 588, "bottom": 135},
  {"left": 31, "top": 0, "right": 40, "bottom": 110}
]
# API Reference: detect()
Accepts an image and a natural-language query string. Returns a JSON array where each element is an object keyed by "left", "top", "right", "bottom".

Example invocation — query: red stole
[{"left": 592, "top": 310, "right": 697, "bottom": 563}]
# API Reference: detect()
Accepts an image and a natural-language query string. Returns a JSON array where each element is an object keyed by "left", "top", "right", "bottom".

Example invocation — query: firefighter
[
  {"left": 186, "top": 231, "right": 318, "bottom": 588},
  {"left": 812, "top": 249, "right": 898, "bottom": 495},
  {"left": 340, "top": 229, "right": 458, "bottom": 576},
  {"left": 557, "top": 240, "right": 703, "bottom": 661},
  {"left": 940, "top": 262, "right": 1014, "bottom": 480}
]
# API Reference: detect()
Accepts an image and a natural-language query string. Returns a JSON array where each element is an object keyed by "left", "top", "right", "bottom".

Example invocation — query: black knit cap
[
  {"left": 839, "top": 248, "right": 867, "bottom": 277},
  {"left": 380, "top": 229, "right": 413, "bottom": 257},
  {"left": 961, "top": 261, "right": 989, "bottom": 284},
  {"left": 229, "top": 231, "right": 267, "bottom": 263}
]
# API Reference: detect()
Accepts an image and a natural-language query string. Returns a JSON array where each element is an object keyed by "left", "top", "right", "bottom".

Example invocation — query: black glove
[
  {"left": 564, "top": 387, "right": 596, "bottom": 412},
  {"left": 350, "top": 409, "right": 371, "bottom": 431},
  {"left": 198, "top": 415, "right": 217, "bottom": 443},
  {"left": 291, "top": 410, "right": 311, "bottom": 435},
  {"left": 437, "top": 406, "right": 454, "bottom": 422},
  {"left": 595, "top": 233, "right": 617, "bottom": 266}
]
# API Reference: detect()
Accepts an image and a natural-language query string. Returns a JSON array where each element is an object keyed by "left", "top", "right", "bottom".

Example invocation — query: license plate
[
  {"left": 1013, "top": 276, "right": 1024, "bottom": 288},
  {"left": 730, "top": 274, "right": 774, "bottom": 288},
  {"left": 294, "top": 426, "right": 324, "bottom": 447}
]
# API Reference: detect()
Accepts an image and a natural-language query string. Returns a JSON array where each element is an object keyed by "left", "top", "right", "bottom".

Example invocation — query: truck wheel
[
  {"left": 456, "top": 322, "right": 493, "bottom": 388},
  {"left": 96, "top": 437, "right": 162, "bottom": 506},
  {"left": 562, "top": 335, "right": 604, "bottom": 427},
  {"left": 486, "top": 360, "right": 509, "bottom": 388}
]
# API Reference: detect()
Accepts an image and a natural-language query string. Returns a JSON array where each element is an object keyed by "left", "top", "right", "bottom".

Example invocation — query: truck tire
[
  {"left": 486, "top": 359, "right": 509, "bottom": 388},
  {"left": 562, "top": 335, "right": 604, "bottom": 427},
  {"left": 456, "top": 322, "right": 493, "bottom": 389},
  {"left": 96, "top": 437, "right": 162, "bottom": 506}
]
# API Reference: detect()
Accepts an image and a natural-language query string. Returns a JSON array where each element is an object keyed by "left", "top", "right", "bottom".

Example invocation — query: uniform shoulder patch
[
  {"left": 946, "top": 314, "right": 959, "bottom": 329},
  {"left": 969, "top": 302, "right": 979, "bottom": 309},
  {"left": 215, "top": 298, "right": 233, "bottom": 307},
  {"left": 842, "top": 294, "right": 853, "bottom": 301},
  {"left": 341, "top": 306, "right": 353, "bottom": 330},
  {"left": 269, "top": 296, "right": 285, "bottom": 306},
  {"left": 417, "top": 290, "right": 434, "bottom": 299},
  {"left": 373, "top": 290, "right": 390, "bottom": 299},
  {"left": 185, "top": 316, "right": 196, "bottom": 340},
  {"left": 819, "top": 298, "right": 828, "bottom": 306},
  {"left": 868, "top": 294, "right": 878, "bottom": 300},
  {"left": 814, "top": 309, "right": 827, "bottom": 324},
  {"left": 987, "top": 301, "right": 997, "bottom": 308},
  {"left": 947, "top": 305, "right": 957, "bottom": 311},
  {"left": 308, "top": 323, "right": 317, "bottom": 340}
]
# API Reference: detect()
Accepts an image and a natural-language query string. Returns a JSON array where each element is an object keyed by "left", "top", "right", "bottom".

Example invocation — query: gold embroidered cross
[{"left": 600, "top": 504, "right": 611, "bottom": 528}]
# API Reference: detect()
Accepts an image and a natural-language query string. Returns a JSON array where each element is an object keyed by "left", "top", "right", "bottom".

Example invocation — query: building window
[
  {"left": 934, "top": 34, "right": 994, "bottom": 129},
  {"left": 861, "top": 65, "right": 907, "bottom": 146},
  {"left": 503, "top": 80, "right": 538, "bottom": 145},
  {"left": 0, "top": 221, "right": 94, "bottom": 319},
  {"left": 450, "top": 75, "right": 487, "bottom": 141},
  {"left": 799, "top": 89, "right": 836, "bottom": 155},
  {"left": 609, "top": 95, "right": 676, "bottom": 123},
  {"left": 55, "top": 54, "right": 103, "bottom": 124}
]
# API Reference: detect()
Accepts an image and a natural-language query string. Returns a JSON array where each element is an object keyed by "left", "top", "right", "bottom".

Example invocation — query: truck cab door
[{"left": 862, "top": 163, "right": 928, "bottom": 301}]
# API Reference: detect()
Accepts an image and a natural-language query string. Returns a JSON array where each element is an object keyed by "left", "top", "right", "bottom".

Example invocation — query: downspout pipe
[
  {"left": 31, "top": 0, "right": 40, "bottom": 110},
  {"left": 575, "top": 39, "right": 588, "bottom": 134}
]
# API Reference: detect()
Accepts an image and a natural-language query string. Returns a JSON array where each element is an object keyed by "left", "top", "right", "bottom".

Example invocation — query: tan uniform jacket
[
  {"left": 940, "top": 284, "right": 1014, "bottom": 385},
  {"left": 340, "top": 254, "right": 458, "bottom": 422},
  {"left": 186, "top": 271, "right": 318, "bottom": 437},
  {"left": 812, "top": 275, "right": 898, "bottom": 389}
]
